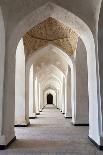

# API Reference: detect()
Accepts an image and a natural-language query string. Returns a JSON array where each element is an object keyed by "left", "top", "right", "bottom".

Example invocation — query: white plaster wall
[
  {"left": 15, "top": 39, "right": 26, "bottom": 125},
  {"left": 98, "top": 1, "right": 103, "bottom": 141},
  {"left": 74, "top": 38, "right": 89, "bottom": 124},
  {"left": 0, "top": 8, "right": 5, "bottom": 137}
]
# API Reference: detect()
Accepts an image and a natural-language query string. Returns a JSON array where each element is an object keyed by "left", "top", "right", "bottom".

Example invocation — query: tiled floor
[{"left": 0, "top": 105, "right": 102, "bottom": 155}]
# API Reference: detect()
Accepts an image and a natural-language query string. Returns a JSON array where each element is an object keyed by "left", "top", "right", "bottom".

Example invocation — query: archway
[
  {"left": 1, "top": 2, "right": 101, "bottom": 148},
  {"left": 47, "top": 93, "right": 53, "bottom": 104},
  {"left": 26, "top": 45, "right": 73, "bottom": 117},
  {"left": 44, "top": 88, "right": 57, "bottom": 107}
]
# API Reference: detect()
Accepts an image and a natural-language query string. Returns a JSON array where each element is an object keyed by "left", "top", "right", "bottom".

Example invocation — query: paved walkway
[{"left": 0, "top": 105, "right": 102, "bottom": 155}]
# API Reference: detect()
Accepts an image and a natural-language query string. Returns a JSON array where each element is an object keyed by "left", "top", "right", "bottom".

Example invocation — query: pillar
[
  {"left": 62, "top": 77, "right": 65, "bottom": 114},
  {"left": 53, "top": 91, "right": 57, "bottom": 106},
  {"left": 39, "top": 83, "right": 43, "bottom": 112},
  {"left": 56, "top": 90, "right": 60, "bottom": 109},
  {"left": 29, "top": 65, "right": 36, "bottom": 119},
  {"left": 15, "top": 39, "right": 29, "bottom": 126},
  {"left": 72, "top": 38, "right": 89, "bottom": 125},
  {"left": 65, "top": 67, "right": 72, "bottom": 118},
  {"left": 35, "top": 78, "right": 40, "bottom": 115}
]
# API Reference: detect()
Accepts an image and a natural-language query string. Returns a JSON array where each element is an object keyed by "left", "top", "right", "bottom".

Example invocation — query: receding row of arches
[{"left": 0, "top": 1, "right": 103, "bottom": 151}]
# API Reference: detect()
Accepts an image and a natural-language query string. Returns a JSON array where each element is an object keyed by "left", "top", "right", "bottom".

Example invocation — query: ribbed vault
[{"left": 24, "top": 17, "right": 78, "bottom": 56}]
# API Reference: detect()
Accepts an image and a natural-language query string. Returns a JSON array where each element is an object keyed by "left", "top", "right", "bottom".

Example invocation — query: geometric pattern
[{"left": 23, "top": 17, "right": 78, "bottom": 56}]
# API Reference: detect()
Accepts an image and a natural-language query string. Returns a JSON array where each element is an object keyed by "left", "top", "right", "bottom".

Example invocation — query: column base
[
  {"left": 88, "top": 136, "right": 103, "bottom": 150},
  {"left": 62, "top": 112, "right": 65, "bottom": 114},
  {"left": 15, "top": 121, "right": 30, "bottom": 127},
  {"left": 29, "top": 116, "right": 36, "bottom": 119},
  {"left": 72, "top": 123, "right": 89, "bottom": 126},
  {"left": 36, "top": 112, "right": 40, "bottom": 115},
  {"left": 64, "top": 113, "right": 72, "bottom": 118},
  {"left": 0, "top": 136, "right": 16, "bottom": 150},
  {"left": 62, "top": 110, "right": 65, "bottom": 114},
  {"left": 65, "top": 116, "right": 72, "bottom": 118},
  {"left": 29, "top": 113, "right": 36, "bottom": 119}
]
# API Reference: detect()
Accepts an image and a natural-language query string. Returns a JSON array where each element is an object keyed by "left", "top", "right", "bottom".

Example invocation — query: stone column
[
  {"left": 56, "top": 90, "right": 60, "bottom": 109},
  {"left": 39, "top": 83, "right": 43, "bottom": 112},
  {"left": 43, "top": 91, "right": 47, "bottom": 107},
  {"left": 65, "top": 67, "right": 72, "bottom": 118},
  {"left": 40, "top": 87, "right": 44, "bottom": 109},
  {"left": 53, "top": 91, "right": 57, "bottom": 106},
  {"left": 15, "top": 39, "right": 29, "bottom": 127},
  {"left": 33, "top": 72, "right": 36, "bottom": 116},
  {"left": 29, "top": 65, "right": 36, "bottom": 119},
  {"left": 62, "top": 77, "right": 65, "bottom": 114},
  {"left": 59, "top": 89, "right": 62, "bottom": 112},
  {"left": 72, "top": 38, "right": 89, "bottom": 125},
  {"left": 35, "top": 78, "right": 40, "bottom": 115}
]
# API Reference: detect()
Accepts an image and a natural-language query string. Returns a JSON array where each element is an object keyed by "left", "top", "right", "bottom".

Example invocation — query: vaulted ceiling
[
  {"left": 23, "top": 17, "right": 78, "bottom": 56},
  {"left": 0, "top": 0, "right": 101, "bottom": 38},
  {"left": 33, "top": 50, "right": 68, "bottom": 75}
]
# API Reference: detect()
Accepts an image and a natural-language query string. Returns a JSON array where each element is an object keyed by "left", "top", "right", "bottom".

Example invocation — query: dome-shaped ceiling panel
[{"left": 24, "top": 17, "right": 78, "bottom": 56}]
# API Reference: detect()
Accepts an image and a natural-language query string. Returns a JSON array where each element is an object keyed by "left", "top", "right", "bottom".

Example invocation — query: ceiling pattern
[
  {"left": 33, "top": 51, "right": 68, "bottom": 75},
  {"left": 23, "top": 17, "right": 78, "bottom": 56}
]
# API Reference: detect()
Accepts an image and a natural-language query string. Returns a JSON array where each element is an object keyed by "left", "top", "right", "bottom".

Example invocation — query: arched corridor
[{"left": 0, "top": 1, "right": 103, "bottom": 154}]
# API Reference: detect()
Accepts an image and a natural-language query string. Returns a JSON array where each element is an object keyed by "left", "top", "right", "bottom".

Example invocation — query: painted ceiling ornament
[{"left": 23, "top": 17, "right": 78, "bottom": 56}]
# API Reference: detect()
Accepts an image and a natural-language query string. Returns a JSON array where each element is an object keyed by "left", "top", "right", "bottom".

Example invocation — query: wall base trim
[
  {"left": 29, "top": 116, "right": 36, "bottom": 119},
  {"left": 15, "top": 122, "right": 30, "bottom": 127},
  {"left": 0, "top": 136, "right": 16, "bottom": 150},
  {"left": 65, "top": 116, "right": 72, "bottom": 119},
  {"left": 72, "top": 123, "right": 89, "bottom": 126},
  {"left": 88, "top": 136, "right": 103, "bottom": 150},
  {"left": 64, "top": 112, "right": 72, "bottom": 118},
  {"left": 36, "top": 113, "right": 40, "bottom": 115}
]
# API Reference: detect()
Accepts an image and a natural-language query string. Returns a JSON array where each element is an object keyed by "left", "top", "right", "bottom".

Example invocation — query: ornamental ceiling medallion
[{"left": 23, "top": 17, "right": 78, "bottom": 56}]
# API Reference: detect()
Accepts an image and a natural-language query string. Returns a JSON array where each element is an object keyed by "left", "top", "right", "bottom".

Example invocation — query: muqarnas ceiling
[{"left": 23, "top": 17, "right": 78, "bottom": 56}]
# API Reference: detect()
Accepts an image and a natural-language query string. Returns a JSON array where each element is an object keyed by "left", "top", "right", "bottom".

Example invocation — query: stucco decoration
[{"left": 24, "top": 17, "right": 78, "bottom": 56}]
